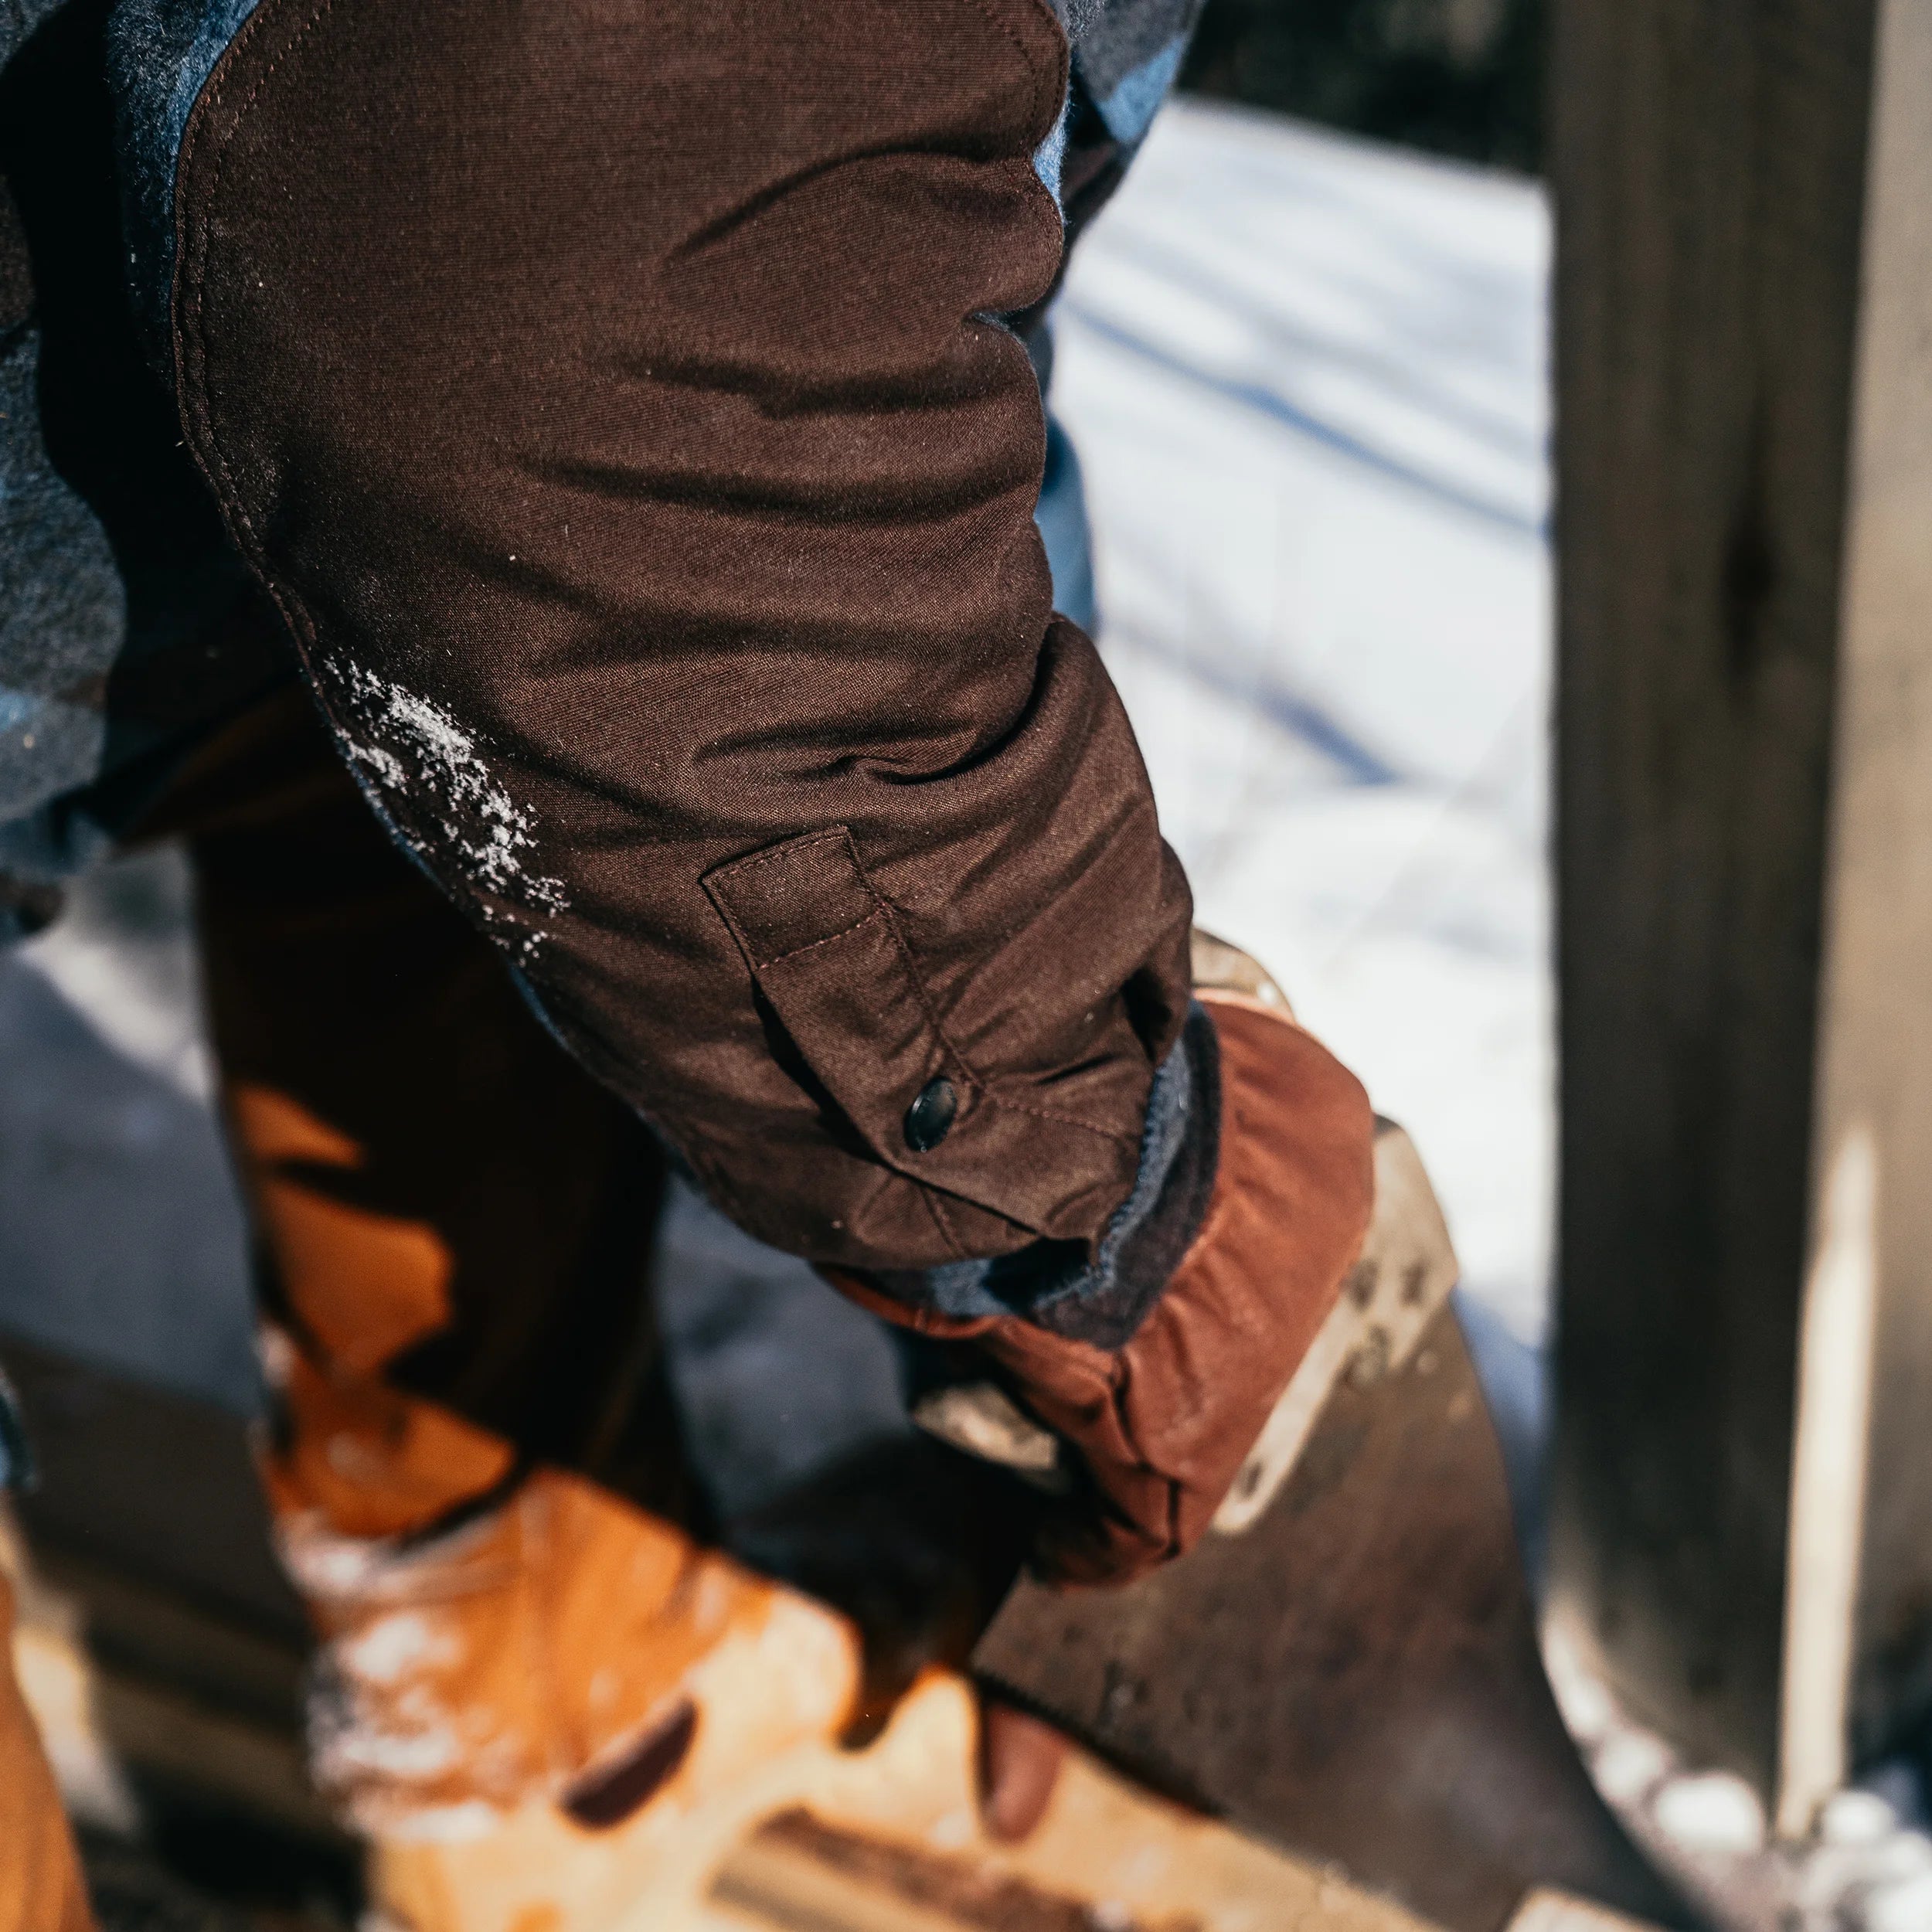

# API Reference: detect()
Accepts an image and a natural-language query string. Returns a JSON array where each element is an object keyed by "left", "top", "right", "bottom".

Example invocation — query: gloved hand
[
  {"left": 968, "top": 988, "right": 1374, "bottom": 1584},
  {"left": 835, "top": 978, "right": 1376, "bottom": 1590}
]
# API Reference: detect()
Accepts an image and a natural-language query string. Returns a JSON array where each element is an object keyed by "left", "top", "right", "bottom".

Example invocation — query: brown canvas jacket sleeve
[{"left": 168, "top": 0, "right": 1194, "bottom": 1276}]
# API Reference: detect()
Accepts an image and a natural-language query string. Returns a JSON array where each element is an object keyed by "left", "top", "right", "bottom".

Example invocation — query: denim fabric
[
  {"left": 1035, "top": 411, "right": 1098, "bottom": 635},
  {"left": 1039, "top": 0, "right": 1200, "bottom": 197},
  {"left": 1090, "top": 33, "right": 1189, "bottom": 144},
  {"left": 1032, "top": 94, "right": 1072, "bottom": 203},
  {"left": 107, "top": 0, "right": 261, "bottom": 363},
  {"left": 0, "top": 326, "right": 127, "bottom": 827},
  {"left": 0, "top": 0, "right": 70, "bottom": 64},
  {"left": 0, "top": 0, "right": 289, "bottom": 900},
  {"left": 1063, "top": 0, "right": 1202, "bottom": 105}
]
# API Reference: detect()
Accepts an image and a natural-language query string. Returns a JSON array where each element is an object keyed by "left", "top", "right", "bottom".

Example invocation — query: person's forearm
[{"left": 171, "top": 0, "right": 1193, "bottom": 1276}]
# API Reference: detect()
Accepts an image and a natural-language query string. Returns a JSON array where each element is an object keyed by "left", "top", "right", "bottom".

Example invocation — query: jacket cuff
[{"left": 871, "top": 1000, "right": 1220, "bottom": 1346}]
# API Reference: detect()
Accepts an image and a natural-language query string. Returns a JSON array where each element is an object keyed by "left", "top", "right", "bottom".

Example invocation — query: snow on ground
[
  {"left": 1056, "top": 111, "right": 1932, "bottom": 1922},
  {"left": 1055, "top": 97, "right": 1554, "bottom": 1347}
]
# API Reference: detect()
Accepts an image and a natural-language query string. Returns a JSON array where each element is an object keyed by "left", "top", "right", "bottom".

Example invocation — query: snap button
[{"left": 903, "top": 1076, "right": 958, "bottom": 1152}]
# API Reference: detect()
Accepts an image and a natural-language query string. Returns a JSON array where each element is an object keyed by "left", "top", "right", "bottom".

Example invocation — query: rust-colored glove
[
  {"left": 979, "top": 990, "right": 1373, "bottom": 1583},
  {"left": 838, "top": 987, "right": 1376, "bottom": 1588}
]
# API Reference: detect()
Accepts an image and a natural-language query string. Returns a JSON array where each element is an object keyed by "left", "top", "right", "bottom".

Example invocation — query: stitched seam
[
  {"left": 859, "top": 872, "right": 1134, "bottom": 1151},
  {"left": 706, "top": 838, "right": 1070, "bottom": 1208},
  {"left": 175, "top": 0, "right": 462, "bottom": 907},
  {"left": 1108, "top": 1355, "right": 1185, "bottom": 1559},
  {"left": 179, "top": 0, "right": 341, "bottom": 570},
  {"left": 176, "top": 2, "right": 648, "bottom": 1149},
  {"left": 983, "top": 1088, "right": 1138, "bottom": 1148},
  {"left": 176, "top": 3, "right": 323, "bottom": 626},
  {"left": 716, "top": 833, "right": 1133, "bottom": 1148},
  {"left": 864, "top": 893, "right": 983, "bottom": 1094},
  {"left": 975, "top": 0, "right": 1065, "bottom": 142},
  {"left": 789, "top": 854, "right": 1133, "bottom": 1171},
  {"left": 710, "top": 827, "right": 855, "bottom": 883},
  {"left": 920, "top": 1186, "right": 971, "bottom": 1261},
  {"left": 962, "top": 0, "right": 1068, "bottom": 341},
  {"left": 175, "top": 0, "right": 544, "bottom": 967},
  {"left": 768, "top": 855, "right": 1134, "bottom": 1204},
  {"left": 756, "top": 906, "right": 885, "bottom": 967},
  {"left": 944, "top": 0, "right": 1114, "bottom": 1151}
]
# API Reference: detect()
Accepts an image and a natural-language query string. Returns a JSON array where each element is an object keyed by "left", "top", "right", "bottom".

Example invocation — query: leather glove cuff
[{"left": 831, "top": 993, "right": 1375, "bottom": 1586}]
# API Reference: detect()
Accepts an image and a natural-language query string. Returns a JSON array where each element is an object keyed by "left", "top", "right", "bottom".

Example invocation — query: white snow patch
[
  {"left": 274, "top": 1502, "right": 497, "bottom": 1608},
  {"left": 1861, "top": 1869, "right": 1932, "bottom": 1932},
  {"left": 331, "top": 663, "right": 567, "bottom": 961},
  {"left": 1056, "top": 99, "right": 1553, "bottom": 1346},
  {"left": 318, "top": 1714, "right": 462, "bottom": 1781},
  {"left": 274, "top": 1514, "right": 398, "bottom": 1601},
  {"left": 1823, "top": 1791, "right": 1900, "bottom": 1848},
  {"left": 1591, "top": 1729, "right": 1674, "bottom": 1808},
  {"left": 1546, "top": 1619, "right": 1932, "bottom": 1930},
  {"left": 374, "top": 1798, "right": 505, "bottom": 1845},
  {"left": 336, "top": 1611, "right": 460, "bottom": 1689},
  {"left": 1652, "top": 1772, "right": 1767, "bottom": 1855}
]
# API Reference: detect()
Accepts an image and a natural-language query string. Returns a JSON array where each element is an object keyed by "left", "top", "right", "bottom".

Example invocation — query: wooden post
[{"left": 1549, "top": 0, "right": 1932, "bottom": 1829}]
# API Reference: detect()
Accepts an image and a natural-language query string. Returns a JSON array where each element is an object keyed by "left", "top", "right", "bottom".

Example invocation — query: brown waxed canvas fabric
[
  {"left": 842, "top": 992, "right": 1376, "bottom": 1585},
  {"left": 168, "top": 0, "right": 1194, "bottom": 1277}
]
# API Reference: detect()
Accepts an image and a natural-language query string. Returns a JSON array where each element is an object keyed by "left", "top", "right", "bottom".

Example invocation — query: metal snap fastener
[{"left": 903, "top": 1076, "right": 958, "bottom": 1152}]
